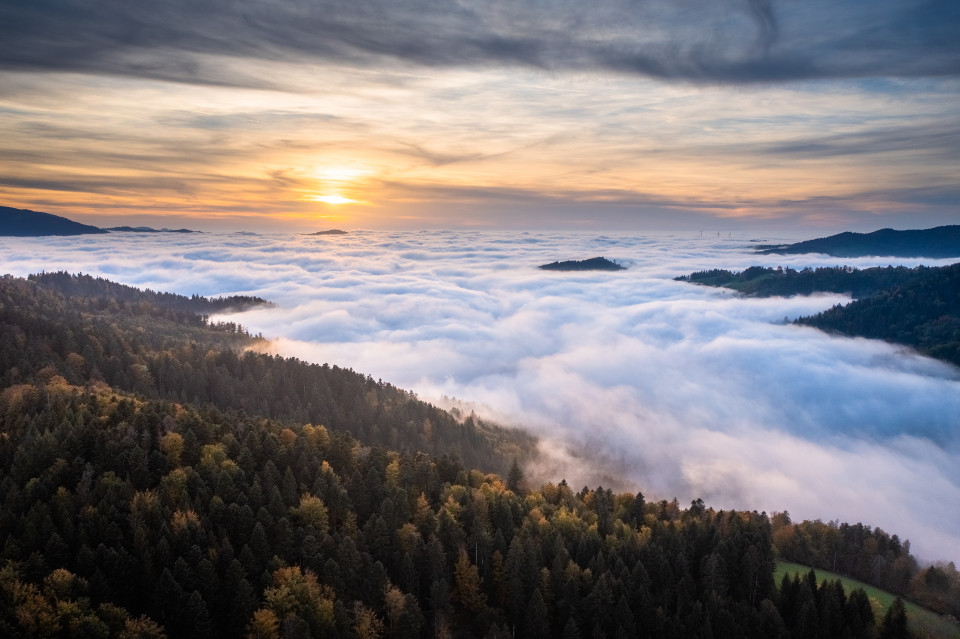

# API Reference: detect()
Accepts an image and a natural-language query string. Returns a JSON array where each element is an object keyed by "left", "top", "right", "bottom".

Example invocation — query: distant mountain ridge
[
  {"left": 0, "top": 205, "right": 106, "bottom": 236},
  {"left": 756, "top": 225, "right": 960, "bottom": 258},
  {"left": 106, "top": 226, "right": 198, "bottom": 233},
  {"left": 0, "top": 205, "right": 204, "bottom": 235}
]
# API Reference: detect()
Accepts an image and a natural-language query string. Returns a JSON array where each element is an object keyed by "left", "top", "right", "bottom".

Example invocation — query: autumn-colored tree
[
  {"left": 291, "top": 494, "right": 329, "bottom": 533},
  {"left": 245, "top": 608, "right": 280, "bottom": 639},
  {"left": 353, "top": 601, "right": 384, "bottom": 639},
  {"left": 453, "top": 548, "right": 487, "bottom": 614}
]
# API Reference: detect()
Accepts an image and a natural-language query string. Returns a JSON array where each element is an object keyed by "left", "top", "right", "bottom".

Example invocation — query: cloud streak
[
  {"left": 1, "top": 230, "right": 958, "bottom": 562},
  {"left": 1, "top": 1, "right": 958, "bottom": 86},
  {"left": 2, "top": 37, "right": 958, "bottom": 230}
]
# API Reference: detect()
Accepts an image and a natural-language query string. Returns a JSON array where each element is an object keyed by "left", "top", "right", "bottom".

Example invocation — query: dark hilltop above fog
[
  {"left": 0, "top": 205, "right": 201, "bottom": 236},
  {"left": 305, "top": 229, "right": 348, "bottom": 235},
  {"left": 677, "top": 263, "right": 960, "bottom": 369},
  {"left": 0, "top": 205, "right": 106, "bottom": 236},
  {"left": 106, "top": 226, "right": 198, "bottom": 233},
  {"left": 539, "top": 256, "right": 625, "bottom": 271},
  {"left": 757, "top": 225, "right": 960, "bottom": 258}
]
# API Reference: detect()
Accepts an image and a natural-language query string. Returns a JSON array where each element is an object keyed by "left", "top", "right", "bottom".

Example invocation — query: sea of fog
[{"left": 2, "top": 229, "right": 958, "bottom": 562}]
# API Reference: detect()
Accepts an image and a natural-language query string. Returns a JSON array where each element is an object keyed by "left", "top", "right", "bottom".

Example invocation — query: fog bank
[{"left": 2, "top": 230, "right": 958, "bottom": 560}]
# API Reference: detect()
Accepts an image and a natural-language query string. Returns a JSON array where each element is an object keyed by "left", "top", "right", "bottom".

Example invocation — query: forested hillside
[
  {"left": 678, "top": 264, "right": 960, "bottom": 367},
  {"left": 675, "top": 265, "right": 923, "bottom": 299},
  {"left": 29, "top": 271, "right": 269, "bottom": 316},
  {"left": 797, "top": 265, "right": 960, "bottom": 367},
  {"left": 0, "top": 273, "right": 956, "bottom": 637},
  {"left": 1, "top": 274, "right": 528, "bottom": 473}
]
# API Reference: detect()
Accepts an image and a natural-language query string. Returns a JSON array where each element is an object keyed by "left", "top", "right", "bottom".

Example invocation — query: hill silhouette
[
  {"left": 757, "top": 225, "right": 960, "bottom": 258},
  {"left": 0, "top": 205, "right": 106, "bottom": 236},
  {"left": 539, "top": 256, "right": 625, "bottom": 271}
]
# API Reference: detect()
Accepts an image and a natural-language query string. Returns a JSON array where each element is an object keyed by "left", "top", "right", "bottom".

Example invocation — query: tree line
[{"left": 677, "top": 263, "right": 960, "bottom": 367}]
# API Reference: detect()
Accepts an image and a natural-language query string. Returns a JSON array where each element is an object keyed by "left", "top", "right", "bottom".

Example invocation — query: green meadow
[{"left": 776, "top": 561, "right": 960, "bottom": 639}]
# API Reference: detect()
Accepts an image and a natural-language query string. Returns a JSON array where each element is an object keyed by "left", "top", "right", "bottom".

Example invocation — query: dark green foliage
[
  {"left": 506, "top": 458, "right": 524, "bottom": 494},
  {"left": 677, "top": 263, "right": 960, "bottom": 368},
  {"left": 845, "top": 587, "right": 876, "bottom": 638},
  {"left": 676, "top": 264, "right": 923, "bottom": 299},
  {"left": 773, "top": 516, "right": 960, "bottom": 620},
  {"left": 798, "top": 263, "right": 960, "bottom": 367},
  {"left": 880, "top": 598, "right": 911, "bottom": 639},
  {"left": 0, "top": 273, "right": 534, "bottom": 474},
  {"left": 0, "top": 372, "right": 795, "bottom": 637},
  {"left": 29, "top": 271, "right": 268, "bottom": 314}
]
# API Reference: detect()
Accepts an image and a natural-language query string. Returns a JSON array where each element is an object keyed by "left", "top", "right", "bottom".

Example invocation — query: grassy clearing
[{"left": 776, "top": 560, "right": 960, "bottom": 639}]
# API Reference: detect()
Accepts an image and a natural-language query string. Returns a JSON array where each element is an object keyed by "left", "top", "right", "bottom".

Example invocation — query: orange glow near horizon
[
  {"left": 0, "top": 61, "right": 956, "bottom": 231},
  {"left": 300, "top": 164, "right": 373, "bottom": 208},
  {"left": 311, "top": 195, "right": 359, "bottom": 205}
]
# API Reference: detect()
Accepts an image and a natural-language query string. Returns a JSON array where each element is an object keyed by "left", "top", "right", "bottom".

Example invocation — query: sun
[
  {"left": 312, "top": 195, "right": 359, "bottom": 205},
  {"left": 304, "top": 163, "right": 372, "bottom": 205}
]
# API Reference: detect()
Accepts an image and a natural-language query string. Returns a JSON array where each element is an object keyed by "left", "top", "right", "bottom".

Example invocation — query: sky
[
  {"left": 1, "top": 230, "right": 958, "bottom": 562},
  {"left": 1, "top": 0, "right": 959, "bottom": 231}
]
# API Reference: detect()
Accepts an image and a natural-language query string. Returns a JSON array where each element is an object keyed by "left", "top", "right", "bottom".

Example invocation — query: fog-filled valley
[{"left": 2, "top": 229, "right": 958, "bottom": 563}]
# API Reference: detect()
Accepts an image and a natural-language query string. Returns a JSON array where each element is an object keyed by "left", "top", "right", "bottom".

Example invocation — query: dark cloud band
[{"left": 2, "top": 0, "right": 958, "bottom": 85}]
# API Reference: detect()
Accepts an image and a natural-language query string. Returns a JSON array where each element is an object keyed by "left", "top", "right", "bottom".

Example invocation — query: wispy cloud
[
  {"left": 1, "top": 8, "right": 958, "bottom": 230},
  {"left": 2, "top": 1, "right": 958, "bottom": 85}
]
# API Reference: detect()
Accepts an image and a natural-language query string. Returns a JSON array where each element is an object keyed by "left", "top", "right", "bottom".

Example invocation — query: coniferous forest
[
  {"left": 1, "top": 273, "right": 957, "bottom": 638},
  {"left": 677, "top": 264, "right": 960, "bottom": 367}
]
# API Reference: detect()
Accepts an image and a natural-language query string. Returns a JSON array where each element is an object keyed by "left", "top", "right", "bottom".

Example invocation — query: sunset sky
[{"left": 1, "top": 0, "right": 958, "bottom": 231}]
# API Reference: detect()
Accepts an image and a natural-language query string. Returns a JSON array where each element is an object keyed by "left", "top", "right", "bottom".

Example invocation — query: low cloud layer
[
  {"left": 2, "top": 230, "right": 958, "bottom": 560},
  {"left": 1, "top": 0, "right": 958, "bottom": 86}
]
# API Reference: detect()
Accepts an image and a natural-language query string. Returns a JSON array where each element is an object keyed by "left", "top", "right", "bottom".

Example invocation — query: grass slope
[{"left": 776, "top": 561, "right": 960, "bottom": 639}]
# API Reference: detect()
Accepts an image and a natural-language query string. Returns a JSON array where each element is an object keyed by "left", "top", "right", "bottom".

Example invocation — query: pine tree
[
  {"left": 453, "top": 548, "right": 487, "bottom": 614},
  {"left": 506, "top": 458, "right": 524, "bottom": 494},
  {"left": 879, "top": 598, "right": 910, "bottom": 639},
  {"left": 524, "top": 588, "right": 550, "bottom": 639}
]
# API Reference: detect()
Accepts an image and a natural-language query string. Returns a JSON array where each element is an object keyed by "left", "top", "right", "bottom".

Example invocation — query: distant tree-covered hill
[
  {"left": 798, "top": 265, "right": 960, "bottom": 366},
  {"left": 756, "top": 226, "right": 960, "bottom": 258},
  {"left": 0, "top": 272, "right": 956, "bottom": 637},
  {"left": 540, "top": 257, "right": 625, "bottom": 271},
  {"left": 676, "top": 264, "right": 922, "bottom": 298},
  {"left": 677, "top": 263, "right": 960, "bottom": 367},
  {"left": 0, "top": 205, "right": 106, "bottom": 236},
  {"left": 30, "top": 271, "right": 269, "bottom": 315}
]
